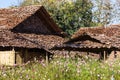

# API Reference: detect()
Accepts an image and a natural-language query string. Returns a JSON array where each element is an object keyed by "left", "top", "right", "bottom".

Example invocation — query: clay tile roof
[
  {"left": 54, "top": 25, "right": 120, "bottom": 50},
  {"left": 72, "top": 25, "right": 120, "bottom": 39},
  {"left": 0, "top": 30, "right": 65, "bottom": 49},
  {"left": 70, "top": 25, "right": 120, "bottom": 49},
  {"left": 0, "top": 30, "right": 39, "bottom": 49},
  {"left": 17, "top": 33, "right": 65, "bottom": 49},
  {"left": 0, "top": 5, "right": 66, "bottom": 37},
  {"left": 0, "top": 5, "right": 41, "bottom": 29}
]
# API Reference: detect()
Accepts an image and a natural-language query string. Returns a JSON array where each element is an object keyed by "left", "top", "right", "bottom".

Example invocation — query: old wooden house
[
  {"left": 53, "top": 25, "right": 120, "bottom": 60},
  {"left": 0, "top": 5, "right": 65, "bottom": 65}
]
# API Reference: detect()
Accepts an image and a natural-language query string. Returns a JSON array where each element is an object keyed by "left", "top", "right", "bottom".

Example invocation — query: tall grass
[{"left": 0, "top": 58, "right": 120, "bottom": 80}]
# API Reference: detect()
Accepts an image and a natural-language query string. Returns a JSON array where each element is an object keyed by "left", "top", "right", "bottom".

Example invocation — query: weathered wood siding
[
  {"left": 0, "top": 47, "right": 48, "bottom": 65},
  {"left": 15, "top": 50, "right": 23, "bottom": 64},
  {"left": 107, "top": 51, "right": 120, "bottom": 61},
  {"left": 15, "top": 49, "right": 46, "bottom": 64},
  {"left": 24, "top": 49, "right": 46, "bottom": 63},
  {"left": 0, "top": 50, "right": 15, "bottom": 65},
  {"left": 12, "top": 14, "right": 52, "bottom": 34}
]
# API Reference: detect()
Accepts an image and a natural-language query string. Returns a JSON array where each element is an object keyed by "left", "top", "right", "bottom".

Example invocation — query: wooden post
[
  {"left": 104, "top": 51, "right": 106, "bottom": 61},
  {"left": 68, "top": 50, "right": 71, "bottom": 58},
  {"left": 21, "top": 49, "right": 25, "bottom": 63},
  {"left": 46, "top": 52, "right": 48, "bottom": 65},
  {"left": 87, "top": 52, "right": 89, "bottom": 59},
  {"left": 99, "top": 52, "right": 101, "bottom": 60},
  {"left": 114, "top": 51, "right": 117, "bottom": 58},
  {"left": 25, "top": 49, "right": 28, "bottom": 63},
  {"left": 87, "top": 52, "right": 89, "bottom": 55},
  {"left": 106, "top": 51, "right": 108, "bottom": 59},
  {"left": 12, "top": 48, "right": 15, "bottom": 65}
]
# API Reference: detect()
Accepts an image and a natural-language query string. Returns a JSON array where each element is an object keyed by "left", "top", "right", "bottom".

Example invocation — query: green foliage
[
  {"left": 14, "top": 0, "right": 120, "bottom": 35},
  {"left": 20, "top": 0, "right": 94, "bottom": 36},
  {"left": 0, "top": 58, "right": 120, "bottom": 80}
]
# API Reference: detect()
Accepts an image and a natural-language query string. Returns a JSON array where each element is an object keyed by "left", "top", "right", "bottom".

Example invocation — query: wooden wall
[
  {"left": 15, "top": 49, "right": 23, "bottom": 64},
  {"left": 0, "top": 47, "right": 48, "bottom": 65},
  {"left": 107, "top": 51, "right": 120, "bottom": 61},
  {"left": 12, "top": 14, "right": 52, "bottom": 35},
  {"left": 0, "top": 49, "right": 15, "bottom": 65},
  {"left": 52, "top": 50, "right": 101, "bottom": 59},
  {"left": 15, "top": 48, "right": 46, "bottom": 64}
]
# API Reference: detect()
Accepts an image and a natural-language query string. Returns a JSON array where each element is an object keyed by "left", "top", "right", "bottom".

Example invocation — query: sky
[{"left": 0, "top": 0, "right": 22, "bottom": 8}]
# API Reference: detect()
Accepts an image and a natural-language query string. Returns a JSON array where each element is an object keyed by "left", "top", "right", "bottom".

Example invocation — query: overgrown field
[{"left": 0, "top": 58, "right": 120, "bottom": 80}]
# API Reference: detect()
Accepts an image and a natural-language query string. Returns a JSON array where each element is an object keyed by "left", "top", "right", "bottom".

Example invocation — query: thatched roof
[
  {"left": 53, "top": 25, "right": 120, "bottom": 50},
  {"left": 0, "top": 5, "right": 66, "bottom": 37},
  {"left": 0, "top": 30, "right": 65, "bottom": 49}
]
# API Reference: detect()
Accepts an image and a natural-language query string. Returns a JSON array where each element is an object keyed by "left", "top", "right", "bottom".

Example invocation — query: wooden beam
[
  {"left": 12, "top": 48, "right": 15, "bottom": 65},
  {"left": 114, "top": 51, "right": 117, "bottom": 58},
  {"left": 68, "top": 50, "right": 71, "bottom": 58},
  {"left": 106, "top": 51, "right": 108, "bottom": 59},
  {"left": 99, "top": 52, "right": 102, "bottom": 60},
  {"left": 46, "top": 52, "right": 48, "bottom": 65},
  {"left": 25, "top": 49, "right": 28, "bottom": 63},
  {"left": 21, "top": 49, "right": 24, "bottom": 63},
  {"left": 104, "top": 51, "right": 106, "bottom": 61}
]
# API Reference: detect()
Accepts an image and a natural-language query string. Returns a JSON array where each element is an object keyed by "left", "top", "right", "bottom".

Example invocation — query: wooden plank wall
[
  {"left": 0, "top": 50, "right": 15, "bottom": 65},
  {"left": 15, "top": 49, "right": 23, "bottom": 64}
]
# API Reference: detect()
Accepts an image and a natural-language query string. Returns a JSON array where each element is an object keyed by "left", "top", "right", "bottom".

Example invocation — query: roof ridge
[
  {"left": 78, "top": 24, "right": 120, "bottom": 30},
  {"left": 72, "top": 24, "right": 120, "bottom": 38}
]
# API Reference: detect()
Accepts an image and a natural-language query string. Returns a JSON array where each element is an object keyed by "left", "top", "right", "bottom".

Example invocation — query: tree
[
  {"left": 111, "top": 0, "right": 120, "bottom": 24},
  {"left": 93, "top": 0, "right": 120, "bottom": 26},
  {"left": 20, "top": 0, "right": 94, "bottom": 36},
  {"left": 92, "top": 0, "right": 118, "bottom": 26}
]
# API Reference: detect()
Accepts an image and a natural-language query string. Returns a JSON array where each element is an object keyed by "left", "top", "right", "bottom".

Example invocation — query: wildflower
[
  {"left": 118, "top": 70, "right": 120, "bottom": 73},
  {"left": 90, "top": 71, "right": 92, "bottom": 75},
  {"left": 111, "top": 75, "right": 115, "bottom": 80},
  {"left": 26, "top": 74, "right": 29, "bottom": 78},
  {"left": 13, "top": 64, "right": 18, "bottom": 67},
  {"left": 20, "top": 76, "right": 22, "bottom": 79},
  {"left": 97, "top": 74, "right": 101, "bottom": 80},
  {"left": 41, "top": 63, "right": 46, "bottom": 67},
  {"left": 3, "top": 73, "right": 7, "bottom": 77},
  {"left": 97, "top": 74, "right": 100, "bottom": 77},
  {"left": 77, "top": 69, "right": 80, "bottom": 74},
  {"left": 66, "top": 68, "right": 68, "bottom": 72}
]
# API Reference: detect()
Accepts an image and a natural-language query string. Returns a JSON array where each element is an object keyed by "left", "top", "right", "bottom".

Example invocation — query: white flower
[
  {"left": 97, "top": 74, "right": 100, "bottom": 77},
  {"left": 3, "top": 73, "right": 7, "bottom": 77},
  {"left": 111, "top": 75, "right": 115, "bottom": 80}
]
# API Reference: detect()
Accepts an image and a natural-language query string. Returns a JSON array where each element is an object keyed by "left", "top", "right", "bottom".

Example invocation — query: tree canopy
[
  {"left": 19, "top": 0, "right": 120, "bottom": 36},
  {"left": 19, "top": 0, "right": 94, "bottom": 36}
]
